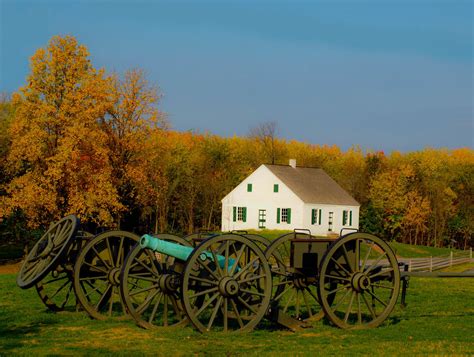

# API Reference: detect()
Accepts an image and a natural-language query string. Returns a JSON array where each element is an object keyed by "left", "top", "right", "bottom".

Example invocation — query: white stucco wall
[
  {"left": 221, "top": 165, "right": 304, "bottom": 232},
  {"left": 221, "top": 164, "right": 360, "bottom": 236},
  {"left": 302, "top": 204, "right": 360, "bottom": 236}
]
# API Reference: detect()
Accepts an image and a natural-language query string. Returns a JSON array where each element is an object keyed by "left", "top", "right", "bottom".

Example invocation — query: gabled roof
[{"left": 264, "top": 164, "right": 359, "bottom": 206}]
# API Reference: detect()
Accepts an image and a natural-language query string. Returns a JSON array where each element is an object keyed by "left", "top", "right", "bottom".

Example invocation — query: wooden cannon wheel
[
  {"left": 120, "top": 234, "right": 191, "bottom": 329},
  {"left": 318, "top": 232, "right": 400, "bottom": 329},
  {"left": 73, "top": 230, "right": 140, "bottom": 320},
  {"left": 182, "top": 234, "right": 272, "bottom": 333},
  {"left": 17, "top": 215, "right": 79, "bottom": 289},
  {"left": 35, "top": 230, "right": 93, "bottom": 311},
  {"left": 264, "top": 232, "right": 327, "bottom": 326}
]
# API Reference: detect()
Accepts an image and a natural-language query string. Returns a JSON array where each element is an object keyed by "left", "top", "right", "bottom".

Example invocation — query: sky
[{"left": 1, "top": 0, "right": 473, "bottom": 152}]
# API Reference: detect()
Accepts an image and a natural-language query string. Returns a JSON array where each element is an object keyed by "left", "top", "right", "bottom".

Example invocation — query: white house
[{"left": 221, "top": 160, "right": 360, "bottom": 236}]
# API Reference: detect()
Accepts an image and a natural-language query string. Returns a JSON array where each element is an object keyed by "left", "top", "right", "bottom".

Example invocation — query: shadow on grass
[{"left": 0, "top": 314, "right": 59, "bottom": 352}]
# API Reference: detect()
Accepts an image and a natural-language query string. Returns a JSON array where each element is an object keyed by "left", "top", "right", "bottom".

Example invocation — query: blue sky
[{"left": 1, "top": 0, "right": 472, "bottom": 152}]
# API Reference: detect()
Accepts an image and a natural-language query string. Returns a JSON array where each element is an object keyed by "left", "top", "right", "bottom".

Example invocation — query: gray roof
[{"left": 264, "top": 164, "right": 359, "bottom": 206}]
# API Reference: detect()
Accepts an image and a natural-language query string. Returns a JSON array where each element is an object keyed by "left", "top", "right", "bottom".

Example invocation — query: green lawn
[{"left": 1, "top": 266, "right": 473, "bottom": 356}]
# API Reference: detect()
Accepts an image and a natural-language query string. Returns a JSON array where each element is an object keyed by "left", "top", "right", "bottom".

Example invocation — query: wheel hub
[
  {"left": 108, "top": 267, "right": 121, "bottom": 285},
  {"left": 219, "top": 277, "right": 240, "bottom": 297},
  {"left": 351, "top": 272, "right": 371, "bottom": 292},
  {"left": 158, "top": 274, "right": 179, "bottom": 293}
]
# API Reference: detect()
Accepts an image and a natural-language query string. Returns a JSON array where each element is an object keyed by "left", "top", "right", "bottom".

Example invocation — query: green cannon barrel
[{"left": 140, "top": 234, "right": 237, "bottom": 270}]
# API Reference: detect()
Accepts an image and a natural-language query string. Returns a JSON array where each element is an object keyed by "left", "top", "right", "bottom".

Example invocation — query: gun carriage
[{"left": 16, "top": 215, "right": 472, "bottom": 333}]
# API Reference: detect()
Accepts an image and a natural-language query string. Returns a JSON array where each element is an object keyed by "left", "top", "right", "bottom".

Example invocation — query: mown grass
[
  {"left": 1, "top": 266, "right": 473, "bottom": 356},
  {"left": 389, "top": 242, "right": 468, "bottom": 258}
]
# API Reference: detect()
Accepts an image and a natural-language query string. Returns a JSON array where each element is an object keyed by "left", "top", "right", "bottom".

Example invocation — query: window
[
  {"left": 277, "top": 208, "right": 291, "bottom": 224},
  {"left": 311, "top": 208, "right": 322, "bottom": 225},
  {"left": 258, "top": 209, "right": 266, "bottom": 229},
  {"left": 247, "top": 183, "right": 252, "bottom": 192},
  {"left": 328, "top": 212, "right": 334, "bottom": 231},
  {"left": 232, "top": 206, "right": 247, "bottom": 222},
  {"left": 274, "top": 184, "right": 279, "bottom": 193},
  {"left": 342, "top": 210, "right": 353, "bottom": 226}
]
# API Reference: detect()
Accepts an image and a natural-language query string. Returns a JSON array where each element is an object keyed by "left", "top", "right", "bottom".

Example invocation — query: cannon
[
  {"left": 21, "top": 215, "right": 468, "bottom": 333},
  {"left": 16, "top": 215, "right": 142, "bottom": 319},
  {"left": 120, "top": 230, "right": 402, "bottom": 332},
  {"left": 120, "top": 233, "right": 273, "bottom": 332}
]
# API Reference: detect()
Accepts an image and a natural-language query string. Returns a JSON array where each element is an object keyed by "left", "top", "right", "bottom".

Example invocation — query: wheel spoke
[
  {"left": 332, "top": 288, "right": 352, "bottom": 312},
  {"left": 82, "top": 261, "right": 108, "bottom": 274},
  {"left": 366, "top": 289, "right": 388, "bottom": 307},
  {"left": 96, "top": 284, "right": 112, "bottom": 310},
  {"left": 342, "top": 244, "right": 354, "bottom": 273},
  {"left": 273, "top": 284, "right": 293, "bottom": 302},
  {"left": 325, "top": 274, "right": 350, "bottom": 282},
  {"left": 148, "top": 293, "right": 163, "bottom": 323},
  {"left": 330, "top": 257, "right": 351, "bottom": 278},
  {"left": 91, "top": 246, "right": 111, "bottom": 269},
  {"left": 361, "top": 242, "right": 374, "bottom": 271},
  {"left": 230, "top": 298, "right": 244, "bottom": 328},
  {"left": 357, "top": 292, "right": 362, "bottom": 324},
  {"left": 108, "top": 286, "right": 115, "bottom": 316},
  {"left": 196, "top": 257, "right": 220, "bottom": 281},
  {"left": 42, "top": 275, "right": 68, "bottom": 285},
  {"left": 240, "top": 289, "right": 265, "bottom": 298},
  {"left": 229, "top": 244, "right": 246, "bottom": 276},
  {"left": 163, "top": 294, "right": 168, "bottom": 326},
  {"left": 116, "top": 237, "right": 124, "bottom": 266},
  {"left": 224, "top": 240, "right": 230, "bottom": 274},
  {"left": 105, "top": 238, "right": 114, "bottom": 266},
  {"left": 361, "top": 291, "right": 377, "bottom": 319},
  {"left": 188, "top": 275, "right": 218, "bottom": 286},
  {"left": 233, "top": 257, "right": 259, "bottom": 280},
  {"left": 223, "top": 297, "right": 228, "bottom": 332},
  {"left": 364, "top": 253, "right": 387, "bottom": 274},
  {"left": 129, "top": 284, "right": 160, "bottom": 297},
  {"left": 355, "top": 239, "right": 360, "bottom": 271},
  {"left": 283, "top": 290, "right": 296, "bottom": 313},
  {"left": 302, "top": 289, "right": 313, "bottom": 317},
  {"left": 49, "top": 279, "right": 70, "bottom": 299},
  {"left": 344, "top": 291, "right": 356, "bottom": 323},
  {"left": 369, "top": 268, "right": 394, "bottom": 279},
  {"left": 188, "top": 287, "right": 219, "bottom": 300},
  {"left": 194, "top": 292, "right": 220, "bottom": 318},
  {"left": 207, "top": 296, "right": 223, "bottom": 330},
  {"left": 326, "top": 283, "right": 351, "bottom": 296},
  {"left": 210, "top": 250, "right": 224, "bottom": 278},
  {"left": 237, "top": 296, "right": 257, "bottom": 314},
  {"left": 238, "top": 273, "right": 266, "bottom": 284}
]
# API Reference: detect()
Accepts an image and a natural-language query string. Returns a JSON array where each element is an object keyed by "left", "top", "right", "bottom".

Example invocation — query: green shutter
[
  {"left": 349, "top": 211, "right": 352, "bottom": 226},
  {"left": 243, "top": 207, "right": 247, "bottom": 222},
  {"left": 247, "top": 183, "right": 252, "bottom": 192},
  {"left": 274, "top": 184, "right": 279, "bottom": 193},
  {"left": 311, "top": 209, "right": 315, "bottom": 224},
  {"left": 318, "top": 209, "right": 322, "bottom": 225},
  {"left": 233, "top": 207, "right": 236, "bottom": 222},
  {"left": 277, "top": 208, "right": 280, "bottom": 223},
  {"left": 343, "top": 211, "right": 347, "bottom": 225},
  {"left": 287, "top": 208, "right": 291, "bottom": 224}
]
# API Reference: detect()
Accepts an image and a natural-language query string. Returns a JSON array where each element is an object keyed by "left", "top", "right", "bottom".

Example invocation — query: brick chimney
[{"left": 289, "top": 159, "right": 296, "bottom": 168}]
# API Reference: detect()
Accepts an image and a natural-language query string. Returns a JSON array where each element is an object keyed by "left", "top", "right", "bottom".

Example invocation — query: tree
[
  {"left": 2, "top": 35, "right": 121, "bottom": 227},
  {"left": 249, "top": 121, "right": 279, "bottom": 164}
]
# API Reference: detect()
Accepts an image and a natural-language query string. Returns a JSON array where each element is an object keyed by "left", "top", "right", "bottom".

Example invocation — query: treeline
[{"left": 0, "top": 36, "right": 473, "bottom": 248}]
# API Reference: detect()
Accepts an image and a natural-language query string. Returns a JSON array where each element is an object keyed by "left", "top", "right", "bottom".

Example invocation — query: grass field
[{"left": 1, "top": 263, "right": 473, "bottom": 356}]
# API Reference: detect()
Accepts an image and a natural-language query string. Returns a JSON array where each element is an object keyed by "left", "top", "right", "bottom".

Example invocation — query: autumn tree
[
  {"left": 101, "top": 68, "right": 167, "bottom": 228},
  {"left": 2, "top": 35, "right": 121, "bottom": 227}
]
